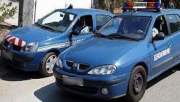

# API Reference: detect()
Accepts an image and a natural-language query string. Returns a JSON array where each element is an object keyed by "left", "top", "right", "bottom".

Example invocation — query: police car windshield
[
  {"left": 36, "top": 10, "right": 76, "bottom": 32},
  {"left": 98, "top": 16, "right": 151, "bottom": 40}
]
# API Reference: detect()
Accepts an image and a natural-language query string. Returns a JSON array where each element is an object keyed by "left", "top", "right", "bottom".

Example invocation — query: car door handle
[{"left": 168, "top": 43, "right": 171, "bottom": 47}]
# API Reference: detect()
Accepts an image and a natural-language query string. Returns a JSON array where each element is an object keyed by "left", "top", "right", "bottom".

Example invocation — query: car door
[
  {"left": 70, "top": 14, "right": 113, "bottom": 45},
  {"left": 95, "top": 14, "right": 112, "bottom": 31},
  {"left": 149, "top": 15, "right": 173, "bottom": 76},
  {"left": 70, "top": 15, "right": 94, "bottom": 46},
  {"left": 165, "top": 14, "right": 180, "bottom": 65}
]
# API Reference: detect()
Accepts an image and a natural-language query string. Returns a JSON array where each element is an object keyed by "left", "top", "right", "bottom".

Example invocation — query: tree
[
  {"left": 96, "top": 0, "right": 144, "bottom": 13},
  {"left": 0, "top": 1, "right": 17, "bottom": 22},
  {"left": 97, "top": 0, "right": 124, "bottom": 12}
]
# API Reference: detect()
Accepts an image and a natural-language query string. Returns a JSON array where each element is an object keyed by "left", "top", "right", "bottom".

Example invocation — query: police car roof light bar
[{"left": 123, "top": 2, "right": 161, "bottom": 12}]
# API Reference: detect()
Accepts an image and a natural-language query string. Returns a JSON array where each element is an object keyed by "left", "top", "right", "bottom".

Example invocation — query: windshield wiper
[
  {"left": 35, "top": 22, "right": 60, "bottom": 32},
  {"left": 108, "top": 34, "right": 140, "bottom": 41},
  {"left": 41, "top": 25, "right": 58, "bottom": 32},
  {"left": 35, "top": 22, "right": 42, "bottom": 27},
  {"left": 95, "top": 33, "right": 113, "bottom": 39}
]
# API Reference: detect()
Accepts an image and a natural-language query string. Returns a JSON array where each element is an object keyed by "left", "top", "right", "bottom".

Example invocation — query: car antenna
[{"left": 66, "top": 4, "right": 73, "bottom": 11}]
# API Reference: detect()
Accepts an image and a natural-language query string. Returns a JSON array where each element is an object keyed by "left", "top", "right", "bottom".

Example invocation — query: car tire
[
  {"left": 125, "top": 65, "right": 147, "bottom": 102},
  {"left": 39, "top": 52, "right": 58, "bottom": 77}
]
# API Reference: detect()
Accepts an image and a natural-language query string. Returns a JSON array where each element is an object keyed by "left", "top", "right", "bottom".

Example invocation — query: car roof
[
  {"left": 161, "top": 9, "right": 180, "bottom": 14},
  {"left": 119, "top": 9, "right": 180, "bottom": 17},
  {"left": 59, "top": 9, "right": 114, "bottom": 16}
]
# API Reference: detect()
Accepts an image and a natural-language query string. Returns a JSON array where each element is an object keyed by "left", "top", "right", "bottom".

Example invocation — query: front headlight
[
  {"left": 21, "top": 42, "right": 38, "bottom": 52},
  {"left": 56, "top": 57, "right": 63, "bottom": 68},
  {"left": 88, "top": 65, "right": 117, "bottom": 75}
]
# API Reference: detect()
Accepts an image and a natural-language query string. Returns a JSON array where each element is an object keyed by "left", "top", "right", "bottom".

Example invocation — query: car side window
[
  {"left": 166, "top": 14, "right": 180, "bottom": 34},
  {"left": 73, "top": 15, "right": 93, "bottom": 35},
  {"left": 96, "top": 15, "right": 112, "bottom": 30},
  {"left": 153, "top": 16, "right": 168, "bottom": 37}
]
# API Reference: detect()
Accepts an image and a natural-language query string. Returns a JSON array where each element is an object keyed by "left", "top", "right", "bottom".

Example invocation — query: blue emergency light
[
  {"left": 67, "top": 4, "right": 73, "bottom": 9},
  {"left": 123, "top": 2, "right": 161, "bottom": 11}
]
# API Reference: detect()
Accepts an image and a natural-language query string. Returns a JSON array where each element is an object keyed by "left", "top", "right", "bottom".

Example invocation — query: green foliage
[
  {"left": 97, "top": 0, "right": 125, "bottom": 12},
  {"left": 174, "top": 0, "right": 180, "bottom": 9},
  {"left": 0, "top": 1, "right": 17, "bottom": 22},
  {"left": 97, "top": 0, "right": 145, "bottom": 13}
]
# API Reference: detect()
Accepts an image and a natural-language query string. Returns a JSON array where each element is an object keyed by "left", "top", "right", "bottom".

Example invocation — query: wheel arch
[
  {"left": 46, "top": 49, "right": 61, "bottom": 56},
  {"left": 134, "top": 62, "right": 148, "bottom": 77},
  {"left": 38, "top": 49, "right": 61, "bottom": 77},
  {"left": 126, "top": 62, "right": 148, "bottom": 102}
]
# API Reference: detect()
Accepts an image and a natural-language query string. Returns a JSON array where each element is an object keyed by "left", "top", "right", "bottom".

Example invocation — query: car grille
[
  {"left": 3, "top": 40, "right": 10, "bottom": 47},
  {"left": 79, "top": 64, "right": 90, "bottom": 70},
  {"left": 12, "top": 45, "right": 22, "bottom": 51},
  {"left": 66, "top": 60, "right": 73, "bottom": 68},
  {"left": 66, "top": 60, "right": 90, "bottom": 70},
  {"left": 3, "top": 40, "right": 22, "bottom": 51}
]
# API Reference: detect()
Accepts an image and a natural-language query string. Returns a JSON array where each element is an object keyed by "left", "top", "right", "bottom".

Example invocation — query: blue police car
[
  {"left": 0, "top": 9, "right": 113, "bottom": 77},
  {"left": 53, "top": 2, "right": 180, "bottom": 102}
]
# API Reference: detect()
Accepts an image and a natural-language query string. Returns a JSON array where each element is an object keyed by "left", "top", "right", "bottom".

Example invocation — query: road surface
[{"left": 0, "top": 57, "right": 180, "bottom": 102}]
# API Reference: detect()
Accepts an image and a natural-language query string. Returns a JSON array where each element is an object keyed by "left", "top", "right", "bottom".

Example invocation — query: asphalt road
[{"left": 0, "top": 57, "right": 180, "bottom": 102}]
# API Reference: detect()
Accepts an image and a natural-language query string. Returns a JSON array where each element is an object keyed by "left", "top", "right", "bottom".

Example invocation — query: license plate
[
  {"left": 62, "top": 75, "right": 83, "bottom": 86},
  {"left": 2, "top": 50, "right": 13, "bottom": 60}
]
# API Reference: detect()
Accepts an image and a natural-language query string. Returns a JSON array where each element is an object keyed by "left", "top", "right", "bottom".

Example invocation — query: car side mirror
[
  {"left": 153, "top": 32, "right": 165, "bottom": 41},
  {"left": 70, "top": 31, "right": 79, "bottom": 36},
  {"left": 93, "top": 30, "right": 97, "bottom": 33},
  {"left": 68, "top": 31, "right": 80, "bottom": 38}
]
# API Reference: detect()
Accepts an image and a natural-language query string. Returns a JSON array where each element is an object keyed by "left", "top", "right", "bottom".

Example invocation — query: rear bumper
[{"left": 53, "top": 67, "right": 129, "bottom": 99}]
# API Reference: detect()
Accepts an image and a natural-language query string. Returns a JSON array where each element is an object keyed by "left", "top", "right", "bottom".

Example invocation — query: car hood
[
  {"left": 9, "top": 25, "right": 62, "bottom": 43},
  {"left": 63, "top": 37, "right": 140, "bottom": 66}
]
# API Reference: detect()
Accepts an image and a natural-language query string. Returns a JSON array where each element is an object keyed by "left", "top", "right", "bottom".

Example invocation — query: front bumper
[
  {"left": 1, "top": 43, "right": 45, "bottom": 71},
  {"left": 53, "top": 67, "right": 129, "bottom": 99}
]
